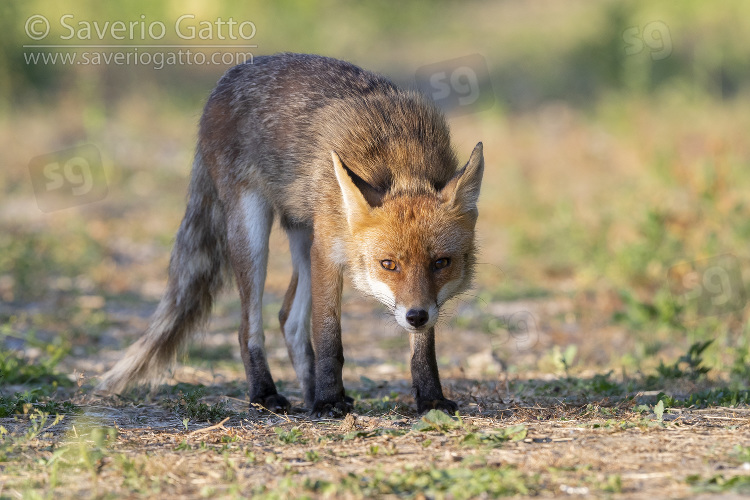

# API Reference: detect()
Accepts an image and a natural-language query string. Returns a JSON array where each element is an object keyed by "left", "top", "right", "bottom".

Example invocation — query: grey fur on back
[{"left": 199, "top": 53, "right": 459, "bottom": 228}]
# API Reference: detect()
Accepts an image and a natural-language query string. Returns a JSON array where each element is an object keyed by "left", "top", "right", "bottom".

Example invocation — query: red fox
[{"left": 96, "top": 53, "right": 484, "bottom": 416}]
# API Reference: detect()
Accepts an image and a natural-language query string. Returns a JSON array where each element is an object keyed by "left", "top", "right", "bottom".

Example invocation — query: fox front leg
[
  {"left": 410, "top": 328, "right": 458, "bottom": 414},
  {"left": 309, "top": 240, "right": 352, "bottom": 417}
]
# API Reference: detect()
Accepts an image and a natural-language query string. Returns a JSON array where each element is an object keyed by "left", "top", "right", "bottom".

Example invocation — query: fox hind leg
[
  {"left": 230, "top": 191, "right": 289, "bottom": 412},
  {"left": 278, "top": 227, "right": 316, "bottom": 408}
]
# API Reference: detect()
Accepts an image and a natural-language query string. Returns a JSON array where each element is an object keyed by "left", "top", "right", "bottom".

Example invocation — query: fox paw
[
  {"left": 310, "top": 400, "right": 353, "bottom": 418},
  {"left": 417, "top": 398, "right": 458, "bottom": 415},
  {"left": 251, "top": 393, "right": 291, "bottom": 413}
]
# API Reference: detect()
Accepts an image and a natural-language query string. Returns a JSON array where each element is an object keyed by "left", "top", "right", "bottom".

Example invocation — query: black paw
[
  {"left": 417, "top": 398, "right": 458, "bottom": 415},
  {"left": 251, "top": 393, "right": 291, "bottom": 413},
  {"left": 310, "top": 399, "right": 353, "bottom": 418}
]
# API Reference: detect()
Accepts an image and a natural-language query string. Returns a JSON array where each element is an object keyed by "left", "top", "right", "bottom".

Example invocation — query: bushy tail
[{"left": 96, "top": 151, "right": 231, "bottom": 394}]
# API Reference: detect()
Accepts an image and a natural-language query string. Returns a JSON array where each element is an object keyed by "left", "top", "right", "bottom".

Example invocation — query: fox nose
[{"left": 405, "top": 309, "right": 429, "bottom": 328}]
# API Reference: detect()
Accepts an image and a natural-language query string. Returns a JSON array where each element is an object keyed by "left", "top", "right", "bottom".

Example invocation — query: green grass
[
  {"left": 513, "top": 340, "right": 750, "bottom": 410},
  {"left": 0, "top": 391, "right": 78, "bottom": 417},
  {"left": 461, "top": 425, "right": 528, "bottom": 448},
  {"left": 0, "top": 225, "right": 106, "bottom": 301},
  {"left": 660, "top": 389, "right": 750, "bottom": 408},
  {"left": 274, "top": 426, "right": 306, "bottom": 445},
  {"left": 0, "top": 322, "right": 73, "bottom": 388},
  {"left": 271, "top": 466, "right": 539, "bottom": 499},
  {"left": 687, "top": 474, "right": 750, "bottom": 495},
  {"left": 161, "top": 387, "right": 234, "bottom": 423}
]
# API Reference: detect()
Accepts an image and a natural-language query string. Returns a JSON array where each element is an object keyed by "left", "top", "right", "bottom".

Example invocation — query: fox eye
[
  {"left": 434, "top": 258, "right": 451, "bottom": 270},
  {"left": 381, "top": 260, "right": 397, "bottom": 271}
]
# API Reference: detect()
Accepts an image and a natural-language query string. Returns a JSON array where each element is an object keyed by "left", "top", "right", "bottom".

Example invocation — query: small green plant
[
  {"left": 412, "top": 410, "right": 460, "bottom": 432},
  {"left": 613, "top": 287, "right": 683, "bottom": 331},
  {"left": 312, "top": 465, "right": 538, "bottom": 498},
  {"left": 0, "top": 391, "right": 78, "bottom": 417},
  {"left": 0, "top": 325, "right": 72, "bottom": 387},
  {"left": 342, "top": 428, "right": 406, "bottom": 441},
  {"left": 0, "top": 409, "right": 63, "bottom": 462},
  {"left": 175, "top": 440, "right": 191, "bottom": 451},
  {"left": 115, "top": 454, "right": 148, "bottom": 491},
  {"left": 687, "top": 474, "right": 750, "bottom": 494},
  {"left": 656, "top": 388, "right": 750, "bottom": 408},
  {"left": 602, "top": 474, "right": 623, "bottom": 493},
  {"left": 654, "top": 341, "right": 713, "bottom": 381},
  {"left": 274, "top": 426, "right": 306, "bottom": 445},
  {"left": 304, "top": 450, "right": 320, "bottom": 462},
  {"left": 730, "top": 445, "right": 750, "bottom": 464},
  {"left": 48, "top": 426, "right": 117, "bottom": 487},
  {"left": 653, "top": 400, "right": 665, "bottom": 421},
  {"left": 560, "top": 345, "right": 578, "bottom": 374},
  {"left": 462, "top": 425, "right": 528, "bottom": 448},
  {"left": 163, "top": 388, "right": 233, "bottom": 422}
]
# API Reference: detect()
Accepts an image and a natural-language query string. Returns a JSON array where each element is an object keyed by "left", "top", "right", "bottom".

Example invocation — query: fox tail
[{"left": 96, "top": 151, "right": 231, "bottom": 394}]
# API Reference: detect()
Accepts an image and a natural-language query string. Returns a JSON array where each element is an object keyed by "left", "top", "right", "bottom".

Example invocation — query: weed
[
  {"left": 653, "top": 400, "right": 665, "bottom": 421},
  {"left": 0, "top": 391, "right": 78, "bottom": 417},
  {"left": 462, "top": 425, "right": 528, "bottom": 447},
  {"left": 0, "top": 409, "right": 65, "bottom": 461},
  {"left": 115, "top": 454, "right": 148, "bottom": 491},
  {"left": 0, "top": 324, "right": 72, "bottom": 387},
  {"left": 274, "top": 426, "right": 306, "bottom": 445},
  {"left": 687, "top": 474, "right": 750, "bottom": 494},
  {"left": 412, "top": 410, "right": 461, "bottom": 432},
  {"left": 602, "top": 474, "right": 623, "bottom": 493},
  {"left": 655, "top": 341, "right": 713, "bottom": 381},
  {"left": 527, "top": 371, "right": 626, "bottom": 401},
  {"left": 303, "top": 466, "right": 538, "bottom": 498},
  {"left": 730, "top": 445, "right": 750, "bottom": 464},
  {"left": 162, "top": 388, "right": 233, "bottom": 422},
  {"left": 671, "top": 389, "right": 750, "bottom": 408},
  {"left": 354, "top": 394, "right": 403, "bottom": 414},
  {"left": 343, "top": 428, "right": 406, "bottom": 441},
  {"left": 48, "top": 426, "right": 118, "bottom": 487}
]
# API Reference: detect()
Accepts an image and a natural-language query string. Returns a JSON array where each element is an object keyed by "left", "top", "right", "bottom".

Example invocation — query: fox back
[{"left": 200, "top": 54, "right": 457, "bottom": 219}]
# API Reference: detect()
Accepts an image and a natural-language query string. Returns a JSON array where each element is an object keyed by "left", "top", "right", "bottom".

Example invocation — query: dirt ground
[{"left": 2, "top": 227, "right": 749, "bottom": 498}]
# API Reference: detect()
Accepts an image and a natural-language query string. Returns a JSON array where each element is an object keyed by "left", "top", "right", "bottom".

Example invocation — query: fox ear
[
  {"left": 332, "top": 151, "right": 382, "bottom": 228},
  {"left": 440, "top": 142, "right": 484, "bottom": 214}
]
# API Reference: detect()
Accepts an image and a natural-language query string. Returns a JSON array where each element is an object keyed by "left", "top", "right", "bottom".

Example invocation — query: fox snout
[
  {"left": 394, "top": 303, "right": 440, "bottom": 332},
  {"left": 406, "top": 308, "right": 428, "bottom": 328}
]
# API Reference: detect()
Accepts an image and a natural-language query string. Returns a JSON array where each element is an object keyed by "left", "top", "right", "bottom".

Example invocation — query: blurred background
[{"left": 1, "top": 0, "right": 749, "bottom": 394}]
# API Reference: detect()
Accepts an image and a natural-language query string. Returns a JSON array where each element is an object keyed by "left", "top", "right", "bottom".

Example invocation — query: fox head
[{"left": 332, "top": 143, "right": 484, "bottom": 332}]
